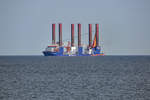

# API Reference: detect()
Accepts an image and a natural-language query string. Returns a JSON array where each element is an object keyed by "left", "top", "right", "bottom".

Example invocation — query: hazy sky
[{"left": 0, "top": 0, "right": 150, "bottom": 55}]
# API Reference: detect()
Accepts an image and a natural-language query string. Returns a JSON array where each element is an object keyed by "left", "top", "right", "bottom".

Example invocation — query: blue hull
[
  {"left": 43, "top": 51, "right": 104, "bottom": 56},
  {"left": 43, "top": 51, "right": 59, "bottom": 56},
  {"left": 43, "top": 47, "right": 104, "bottom": 56}
]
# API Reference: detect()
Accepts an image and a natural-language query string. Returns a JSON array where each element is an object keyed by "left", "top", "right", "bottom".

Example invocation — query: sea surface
[{"left": 0, "top": 56, "right": 150, "bottom": 100}]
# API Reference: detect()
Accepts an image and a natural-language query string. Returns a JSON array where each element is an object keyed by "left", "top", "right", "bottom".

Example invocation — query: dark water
[{"left": 0, "top": 56, "right": 150, "bottom": 100}]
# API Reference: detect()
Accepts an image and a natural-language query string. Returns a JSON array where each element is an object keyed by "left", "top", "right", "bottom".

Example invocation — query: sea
[{"left": 0, "top": 56, "right": 150, "bottom": 100}]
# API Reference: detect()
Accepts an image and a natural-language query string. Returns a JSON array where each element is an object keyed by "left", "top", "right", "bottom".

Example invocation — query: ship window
[{"left": 46, "top": 46, "right": 57, "bottom": 52}]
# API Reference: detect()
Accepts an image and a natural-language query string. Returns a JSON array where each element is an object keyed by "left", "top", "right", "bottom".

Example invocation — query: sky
[{"left": 0, "top": 0, "right": 150, "bottom": 55}]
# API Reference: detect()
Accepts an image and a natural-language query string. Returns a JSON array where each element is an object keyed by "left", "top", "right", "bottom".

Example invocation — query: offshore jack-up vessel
[{"left": 43, "top": 23, "right": 104, "bottom": 56}]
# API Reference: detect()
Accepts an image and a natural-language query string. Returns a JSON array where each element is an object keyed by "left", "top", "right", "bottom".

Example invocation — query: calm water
[{"left": 0, "top": 56, "right": 150, "bottom": 100}]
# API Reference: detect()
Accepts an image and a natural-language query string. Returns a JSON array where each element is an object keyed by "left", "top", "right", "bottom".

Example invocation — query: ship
[{"left": 43, "top": 23, "right": 104, "bottom": 56}]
